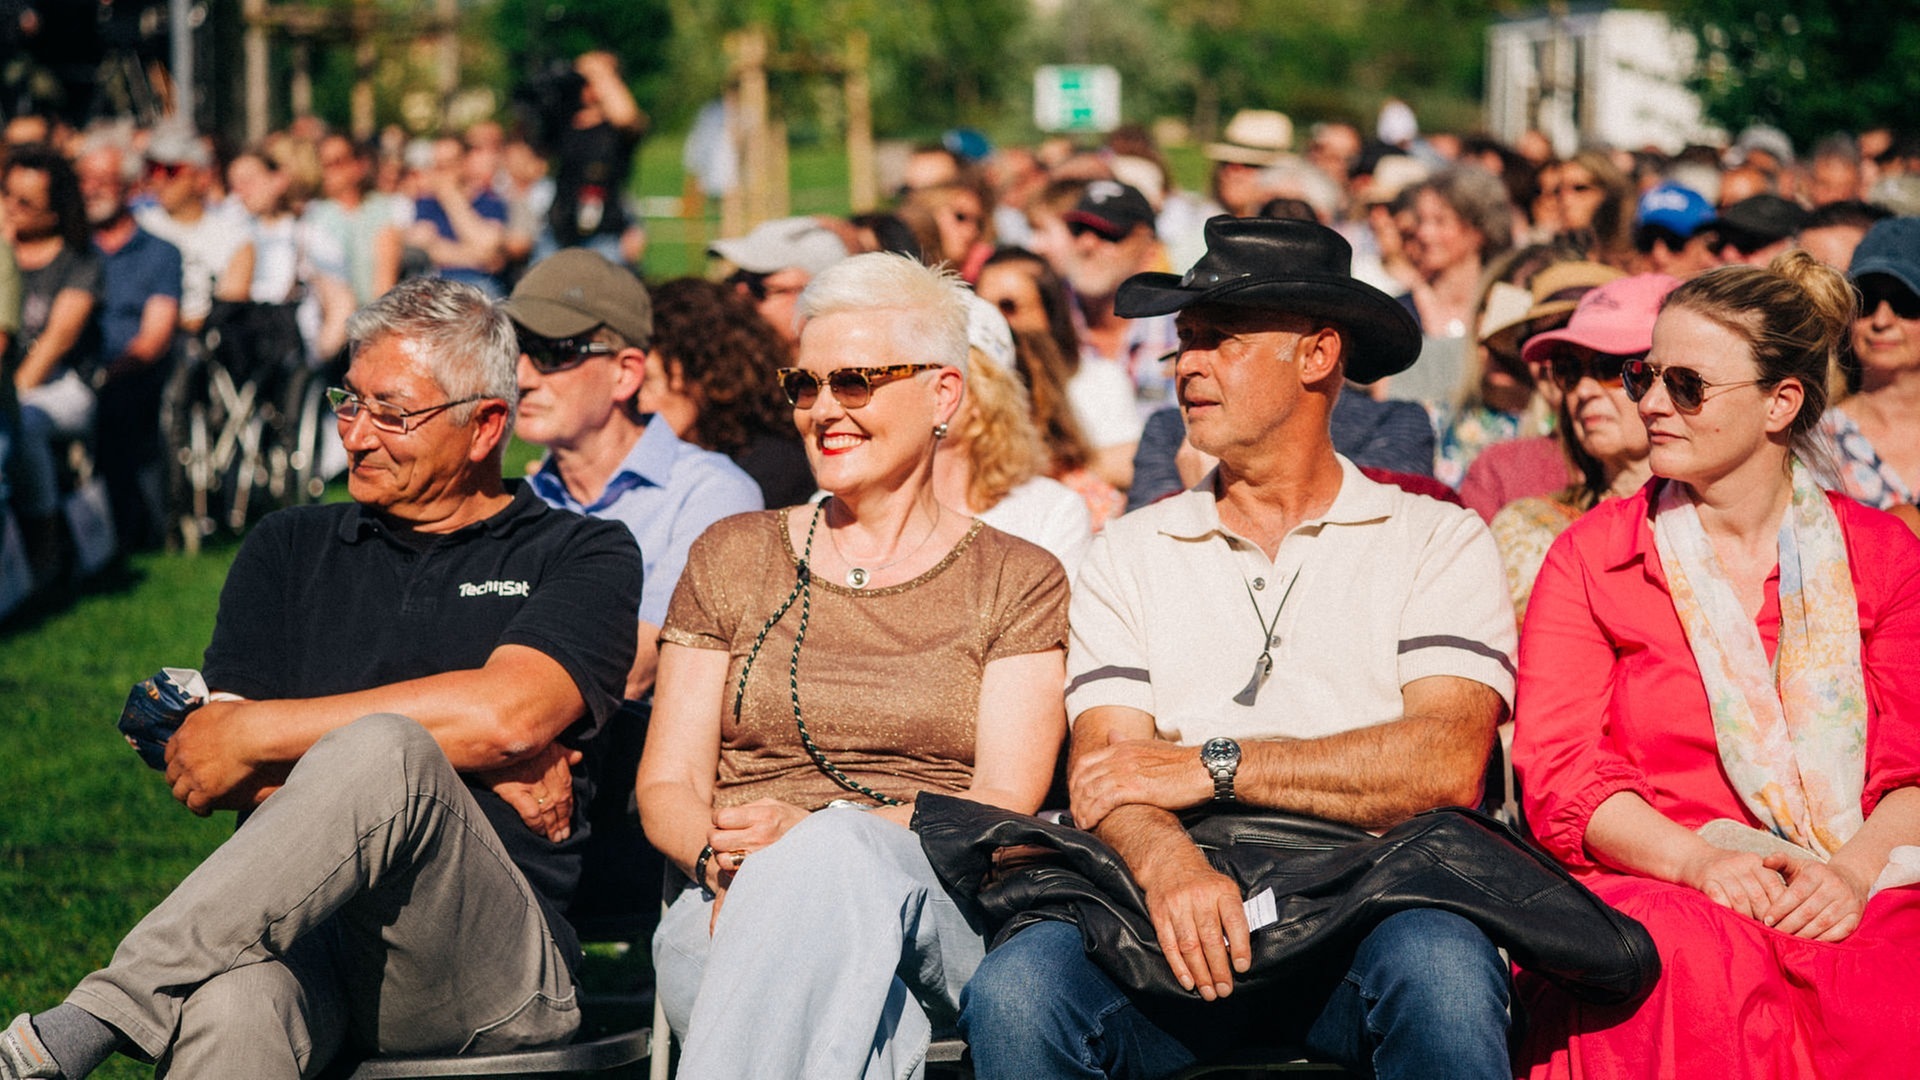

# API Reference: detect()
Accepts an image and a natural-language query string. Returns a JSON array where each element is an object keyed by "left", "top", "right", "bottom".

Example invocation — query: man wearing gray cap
[
  {"left": 709, "top": 215, "right": 849, "bottom": 346},
  {"left": 960, "top": 217, "right": 1516, "bottom": 1080},
  {"left": 505, "top": 250, "right": 762, "bottom": 702}
]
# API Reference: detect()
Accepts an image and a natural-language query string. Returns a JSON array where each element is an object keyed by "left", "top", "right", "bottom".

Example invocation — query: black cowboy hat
[{"left": 1115, "top": 216, "right": 1422, "bottom": 383}]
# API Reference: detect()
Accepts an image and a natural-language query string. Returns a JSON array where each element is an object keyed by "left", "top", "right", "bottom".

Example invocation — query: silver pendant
[
  {"left": 846, "top": 567, "right": 870, "bottom": 589},
  {"left": 1232, "top": 652, "right": 1272, "bottom": 707}
]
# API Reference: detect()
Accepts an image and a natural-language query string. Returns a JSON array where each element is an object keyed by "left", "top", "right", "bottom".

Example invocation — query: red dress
[{"left": 1511, "top": 486, "right": 1920, "bottom": 1080}]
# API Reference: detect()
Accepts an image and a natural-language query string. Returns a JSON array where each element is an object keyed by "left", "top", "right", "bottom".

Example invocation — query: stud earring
[{"left": 933, "top": 422, "right": 950, "bottom": 439}]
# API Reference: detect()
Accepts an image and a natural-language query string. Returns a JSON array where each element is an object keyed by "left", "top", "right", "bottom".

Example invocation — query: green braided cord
[
  {"left": 731, "top": 502, "right": 901, "bottom": 807},
  {"left": 787, "top": 536, "right": 902, "bottom": 805}
]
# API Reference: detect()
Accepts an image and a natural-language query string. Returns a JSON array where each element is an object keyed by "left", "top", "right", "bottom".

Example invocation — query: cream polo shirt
[{"left": 1065, "top": 456, "right": 1516, "bottom": 746}]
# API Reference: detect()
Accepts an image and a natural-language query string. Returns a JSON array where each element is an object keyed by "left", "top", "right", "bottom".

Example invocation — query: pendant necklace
[
  {"left": 825, "top": 498, "right": 940, "bottom": 589},
  {"left": 1233, "top": 571, "right": 1299, "bottom": 707}
]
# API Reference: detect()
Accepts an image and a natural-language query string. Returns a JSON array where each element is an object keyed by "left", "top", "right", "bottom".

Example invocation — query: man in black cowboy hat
[{"left": 959, "top": 217, "right": 1518, "bottom": 1079}]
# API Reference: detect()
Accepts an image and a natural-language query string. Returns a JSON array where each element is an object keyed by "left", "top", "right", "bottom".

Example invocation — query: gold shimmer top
[{"left": 662, "top": 509, "right": 1069, "bottom": 810}]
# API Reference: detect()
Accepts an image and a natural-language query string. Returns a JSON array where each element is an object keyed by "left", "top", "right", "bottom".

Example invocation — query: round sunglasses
[
  {"left": 1620, "top": 359, "right": 1764, "bottom": 414},
  {"left": 777, "top": 365, "right": 940, "bottom": 409}
]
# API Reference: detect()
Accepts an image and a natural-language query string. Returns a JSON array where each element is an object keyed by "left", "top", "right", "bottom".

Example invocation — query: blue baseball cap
[
  {"left": 1635, "top": 183, "right": 1715, "bottom": 240},
  {"left": 1848, "top": 217, "right": 1920, "bottom": 296}
]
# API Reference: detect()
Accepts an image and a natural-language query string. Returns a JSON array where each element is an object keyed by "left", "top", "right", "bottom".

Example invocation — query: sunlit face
[
  {"left": 1851, "top": 275, "right": 1920, "bottom": 381},
  {"left": 932, "top": 190, "right": 986, "bottom": 264},
  {"left": 317, "top": 137, "right": 366, "bottom": 201},
  {"left": 1565, "top": 353, "right": 1650, "bottom": 468},
  {"left": 1024, "top": 210, "right": 1077, "bottom": 279},
  {"left": 1413, "top": 189, "right": 1483, "bottom": 275},
  {"left": 1797, "top": 225, "right": 1868, "bottom": 273},
  {"left": 76, "top": 150, "right": 127, "bottom": 226},
  {"left": 1809, "top": 157, "right": 1862, "bottom": 206},
  {"left": 227, "top": 155, "right": 284, "bottom": 218},
  {"left": 513, "top": 335, "right": 631, "bottom": 451},
  {"left": 1552, "top": 163, "right": 1606, "bottom": 232},
  {"left": 2, "top": 166, "right": 57, "bottom": 243},
  {"left": 1067, "top": 224, "right": 1153, "bottom": 302},
  {"left": 751, "top": 268, "right": 812, "bottom": 344},
  {"left": 1174, "top": 308, "right": 1307, "bottom": 464},
  {"left": 1638, "top": 306, "right": 1781, "bottom": 488},
  {"left": 792, "top": 310, "right": 954, "bottom": 497},
  {"left": 339, "top": 336, "right": 497, "bottom": 519},
  {"left": 975, "top": 263, "right": 1049, "bottom": 339}
]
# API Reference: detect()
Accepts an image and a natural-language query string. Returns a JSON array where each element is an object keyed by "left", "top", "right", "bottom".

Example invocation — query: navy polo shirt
[
  {"left": 202, "top": 484, "right": 642, "bottom": 963},
  {"left": 95, "top": 226, "right": 182, "bottom": 362}
]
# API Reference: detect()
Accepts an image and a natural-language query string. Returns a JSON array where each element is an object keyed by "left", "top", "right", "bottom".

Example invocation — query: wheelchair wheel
[
  {"left": 285, "top": 367, "right": 334, "bottom": 504},
  {"left": 161, "top": 346, "right": 218, "bottom": 554}
]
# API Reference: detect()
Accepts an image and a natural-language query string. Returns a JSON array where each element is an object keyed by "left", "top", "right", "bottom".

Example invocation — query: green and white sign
[{"left": 1034, "top": 65, "right": 1122, "bottom": 134}]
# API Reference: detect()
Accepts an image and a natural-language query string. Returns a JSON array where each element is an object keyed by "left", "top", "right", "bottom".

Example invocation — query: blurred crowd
[{"left": 6, "top": 77, "right": 1920, "bottom": 618}]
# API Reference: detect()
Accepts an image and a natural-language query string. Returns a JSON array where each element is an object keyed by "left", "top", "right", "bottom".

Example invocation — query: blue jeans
[{"left": 960, "top": 910, "right": 1510, "bottom": 1080}]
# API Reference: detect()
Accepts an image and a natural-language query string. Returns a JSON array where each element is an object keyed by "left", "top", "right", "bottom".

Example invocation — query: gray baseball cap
[{"left": 709, "top": 216, "right": 849, "bottom": 276}]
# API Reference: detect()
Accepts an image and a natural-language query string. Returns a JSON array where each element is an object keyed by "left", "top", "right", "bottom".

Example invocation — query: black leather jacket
[{"left": 912, "top": 794, "right": 1659, "bottom": 1006}]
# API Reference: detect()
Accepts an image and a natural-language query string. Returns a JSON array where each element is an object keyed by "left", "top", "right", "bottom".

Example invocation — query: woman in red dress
[{"left": 1511, "top": 251, "right": 1920, "bottom": 1079}]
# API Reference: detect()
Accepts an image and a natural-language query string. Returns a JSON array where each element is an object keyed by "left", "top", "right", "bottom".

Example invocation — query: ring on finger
[{"left": 729, "top": 850, "right": 748, "bottom": 868}]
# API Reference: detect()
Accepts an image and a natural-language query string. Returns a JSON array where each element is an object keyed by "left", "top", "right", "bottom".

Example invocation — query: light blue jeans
[
  {"left": 653, "top": 807, "right": 987, "bottom": 1080},
  {"left": 960, "top": 910, "right": 1510, "bottom": 1080}
]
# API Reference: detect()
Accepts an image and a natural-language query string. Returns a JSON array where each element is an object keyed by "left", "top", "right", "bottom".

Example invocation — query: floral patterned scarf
[{"left": 1652, "top": 462, "right": 1868, "bottom": 859}]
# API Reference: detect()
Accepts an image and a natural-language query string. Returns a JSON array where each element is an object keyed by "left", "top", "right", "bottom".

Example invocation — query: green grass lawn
[
  {"left": 0, "top": 544, "right": 239, "bottom": 1078},
  {"left": 0, "top": 439, "right": 602, "bottom": 1078}
]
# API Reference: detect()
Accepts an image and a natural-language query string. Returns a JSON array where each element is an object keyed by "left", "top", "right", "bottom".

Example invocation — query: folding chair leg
[{"left": 650, "top": 898, "right": 672, "bottom": 1080}]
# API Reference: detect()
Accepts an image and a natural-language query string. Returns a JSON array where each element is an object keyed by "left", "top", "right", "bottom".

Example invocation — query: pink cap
[{"left": 1521, "top": 273, "right": 1681, "bottom": 363}]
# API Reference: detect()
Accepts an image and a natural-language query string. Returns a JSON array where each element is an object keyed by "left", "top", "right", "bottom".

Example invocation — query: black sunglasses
[
  {"left": 1544, "top": 347, "right": 1639, "bottom": 393},
  {"left": 516, "top": 328, "right": 615, "bottom": 374},
  {"left": 776, "top": 365, "right": 940, "bottom": 409},
  {"left": 1858, "top": 278, "right": 1920, "bottom": 320},
  {"left": 1621, "top": 358, "right": 1764, "bottom": 414}
]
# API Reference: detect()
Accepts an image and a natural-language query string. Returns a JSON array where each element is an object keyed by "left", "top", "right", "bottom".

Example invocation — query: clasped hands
[
  {"left": 1680, "top": 845, "right": 1870, "bottom": 942},
  {"left": 1072, "top": 739, "right": 1250, "bottom": 1001}
]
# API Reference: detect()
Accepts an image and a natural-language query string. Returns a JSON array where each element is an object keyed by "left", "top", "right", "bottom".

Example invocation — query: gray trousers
[{"left": 68, "top": 714, "right": 579, "bottom": 1079}]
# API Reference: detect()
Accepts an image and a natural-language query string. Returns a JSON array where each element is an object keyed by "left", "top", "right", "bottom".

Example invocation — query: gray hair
[
  {"left": 78, "top": 125, "right": 142, "bottom": 183},
  {"left": 1421, "top": 165, "right": 1515, "bottom": 259},
  {"left": 346, "top": 277, "right": 519, "bottom": 431},
  {"left": 796, "top": 252, "right": 971, "bottom": 371}
]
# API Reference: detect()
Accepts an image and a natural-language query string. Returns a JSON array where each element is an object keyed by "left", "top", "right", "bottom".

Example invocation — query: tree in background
[{"left": 1670, "top": 0, "right": 1920, "bottom": 148}]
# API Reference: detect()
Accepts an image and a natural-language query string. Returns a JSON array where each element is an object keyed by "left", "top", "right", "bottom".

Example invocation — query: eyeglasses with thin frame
[
  {"left": 776, "top": 364, "right": 940, "bottom": 409},
  {"left": 1543, "top": 347, "right": 1642, "bottom": 393},
  {"left": 326, "top": 387, "right": 484, "bottom": 433},
  {"left": 1620, "top": 359, "right": 1765, "bottom": 414},
  {"left": 515, "top": 327, "right": 616, "bottom": 375}
]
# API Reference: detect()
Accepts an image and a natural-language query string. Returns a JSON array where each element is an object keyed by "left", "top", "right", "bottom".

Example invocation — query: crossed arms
[{"left": 167, "top": 645, "right": 591, "bottom": 841}]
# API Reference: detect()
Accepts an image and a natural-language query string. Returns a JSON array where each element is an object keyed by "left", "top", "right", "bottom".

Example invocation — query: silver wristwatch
[{"left": 1200, "top": 737, "right": 1241, "bottom": 802}]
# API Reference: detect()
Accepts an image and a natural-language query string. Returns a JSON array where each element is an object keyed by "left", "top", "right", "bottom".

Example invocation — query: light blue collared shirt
[{"left": 529, "top": 417, "right": 764, "bottom": 626}]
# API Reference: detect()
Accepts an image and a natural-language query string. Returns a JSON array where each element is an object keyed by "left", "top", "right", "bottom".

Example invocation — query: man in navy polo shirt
[
  {"left": 1, "top": 278, "right": 641, "bottom": 1080},
  {"left": 78, "top": 134, "right": 182, "bottom": 551}
]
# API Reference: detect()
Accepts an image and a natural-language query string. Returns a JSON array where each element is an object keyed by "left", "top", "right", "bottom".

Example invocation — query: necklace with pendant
[
  {"left": 1233, "top": 570, "right": 1299, "bottom": 706},
  {"left": 825, "top": 498, "right": 940, "bottom": 589}
]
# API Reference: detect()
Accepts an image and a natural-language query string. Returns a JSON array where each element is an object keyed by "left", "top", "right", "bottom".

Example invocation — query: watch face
[{"left": 1200, "top": 737, "right": 1240, "bottom": 770}]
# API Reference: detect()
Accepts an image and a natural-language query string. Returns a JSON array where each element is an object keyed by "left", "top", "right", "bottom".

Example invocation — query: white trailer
[{"left": 1486, "top": 7, "right": 1723, "bottom": 155}]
